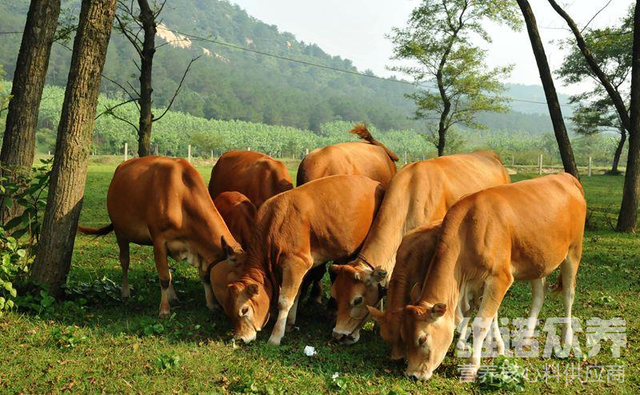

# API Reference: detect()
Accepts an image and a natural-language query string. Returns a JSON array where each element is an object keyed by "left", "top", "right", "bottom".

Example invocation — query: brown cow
[
  {"left": 213, "top": 191, "right": 257, "bottom": 249},
  {"left": 78, "top": 156, "right": 242, "bottom": 318},
  {"left": 367, "top": 222, "right": 442, "bottom": 361},
  {"left": 401, "top": 173, "right": 586, "bottom": 381},
  {"left": 209, "top": 150, "right": 293, "bottom": 208},
  {"left": 297, "top": 124, "right": 398, "bottom": 187},
  {"left": 219, "top": 175, "right": 385, "bottom": 345},
  {"left": 330, "top": 151, "right": 510, "bottom": 344}
]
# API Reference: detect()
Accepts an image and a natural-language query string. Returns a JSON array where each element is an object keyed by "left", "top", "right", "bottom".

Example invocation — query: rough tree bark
[
  {"left": 516, "top": 0, "right": 579, "bottom": 179},
  {"left": 30, "top": 0, "right": 118, "bottom": 295},
  {"left": 616, "top": 1, "right": 640, "bottom": 232},
  {"left": 0, "top": 0, "right": 61, "bottom": 219},
  {"left": 137, "top": 0, "right": 156, "bottom": 157}
]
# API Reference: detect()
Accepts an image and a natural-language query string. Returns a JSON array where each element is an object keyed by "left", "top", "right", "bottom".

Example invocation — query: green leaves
[
  {"left": 155, "top": 351, "right": 181, "bottom": 370},
  {"left": 389, "top": 0, "right": 516, "bottom": 152}
]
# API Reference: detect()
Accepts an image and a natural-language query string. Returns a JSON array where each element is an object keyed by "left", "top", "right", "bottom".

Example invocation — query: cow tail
[
  {"left": 350, "top": 123, "right": 399, "bottom": 162},
  {"left": 77, "top": 223, "right": 114, "bottom": 236}
]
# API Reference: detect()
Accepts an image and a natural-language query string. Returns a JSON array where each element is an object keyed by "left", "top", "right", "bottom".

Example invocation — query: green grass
[{"left": 1, "top": 161, "right": 639, "bottom": 394}]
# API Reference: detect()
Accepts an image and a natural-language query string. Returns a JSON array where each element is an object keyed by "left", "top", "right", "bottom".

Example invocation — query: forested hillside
[{"left": 0, "top": 0, "right": 564, "bottom": 134}]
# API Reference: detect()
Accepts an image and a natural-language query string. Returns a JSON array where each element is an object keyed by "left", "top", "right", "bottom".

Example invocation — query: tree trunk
[
  {"left": 610, "top": 128, "right": 626, "bottom": 175},
  {"left": 137, "top": 0, "right": 156, "bottom": 157},
  {"left": 0, "top": 0, "right": 61, "bottom": 219},
  {"left": 436, "top": 70, "right": 451, "bottom": 157},
  {"left": 616, "top": 1, "right": 640, "bottom": 233},
  {"left": 517, "top": 0, "right": 580, "bottom": 179},
  {"left": 30, "top": 0, "right": 118, "bottom": 295}
]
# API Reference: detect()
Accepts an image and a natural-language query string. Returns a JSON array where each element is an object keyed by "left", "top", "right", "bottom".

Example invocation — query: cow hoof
[
  {"left": 121, "top": 288, "right": 131, "bottom": 299},
  {"left": 267, "top": 337, "right": 282, "bottom": 346},
  {"left": 456, "top": 341, "right": 467, "bottom": 352},
  {"left": 159, "top": 309, "right": 171, "bottom": 318}
]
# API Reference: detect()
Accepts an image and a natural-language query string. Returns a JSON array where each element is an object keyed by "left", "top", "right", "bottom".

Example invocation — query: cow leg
[
  {"left": 492, "top": 314, "right": 505, "bottom": 356},
  {"left": 153, "top": 240, "right": 172, "bottom": 318},
  {"left": 199, "top": 265, "right": 216, "bottom": 312},
  {"left": 286, "top": 291, "right": 302, "bottom": 331},
  {"left": 268, "top": 257, "right": 309, "bottom": 346},
  {"left": 560, "top": 248, "right": 581, "bottom": 348},
  {"left": 521, "top": 278, "right": 545, "bottom": 348},
  {"left": 465, "top": 272, "right": 512, "bottom": 381},
  {"left": 309, "top": 264, "right": 325, "bottom": 304},
  {"left": 117, "top": 237, "right": 131, "bottom": 299}
]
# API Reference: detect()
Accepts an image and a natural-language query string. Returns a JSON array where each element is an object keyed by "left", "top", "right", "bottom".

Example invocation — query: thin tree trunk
[
  {"left": 517, "top": 0, "right": 580, "bottom": 179},
  {"left": 31, "top": 0, "right": 118, "bottom": 295},
  {"left": 610, "top": 128, "right": 626, "bottom": 175},
  {"left": 616, "top": 1, "right": 640, "bottom": 233},
  {"left": 0, "top": 0, "right": 61, "bottom": 219},
  {"left": 436, "top": 72, "right": 450, "bottom": 157},
  {"left": 137, "top": 0, "right": 156, "bottom": 157}
]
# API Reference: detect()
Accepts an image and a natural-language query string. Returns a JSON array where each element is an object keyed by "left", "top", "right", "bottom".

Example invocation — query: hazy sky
[{"left": 230, "top": 0, "right": 632, "bottom": 94}]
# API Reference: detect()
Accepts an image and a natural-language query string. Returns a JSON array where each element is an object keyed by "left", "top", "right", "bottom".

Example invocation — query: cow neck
[
  {"left": 355, "top": 181, "right": 412, "bottom": 272},
  {"left": 418, "top": 237, "right": 462, "bottom": 318},
  {"left": 386, "top": 268, "right": 412, "bottom": 314},
  {"left": 243, "top": 244, "right": 276, "bottom": 302}
]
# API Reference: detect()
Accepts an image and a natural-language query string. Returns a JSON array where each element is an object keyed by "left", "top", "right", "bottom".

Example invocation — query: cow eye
[
  {"left": 418, "top": 334, "right": 428, "bottom": 347},
  {"left": 353, "top": 296, "right": 363, "bottom": 306},
  {"left": 240, "top": 306, "right": 250, "bottom": 317}
]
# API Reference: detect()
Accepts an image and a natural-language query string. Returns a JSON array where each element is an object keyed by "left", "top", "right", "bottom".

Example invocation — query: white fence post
[
  {"left": 247, "top": 147, "right": 251, "bottom": 151},
  {"left": 538, "top": 154, "right": 543, "bottom": 175},
  {"left": 403, "top": 151, "right": 407, "bottom": 165},
  {"left": 188, "top": 145, "right": 192, "bottom": 163},
  {"left": 305, "top": 148, "right": 309, "bottom": 156},
  {"left": 588, "top": 156, "right": 592, "bottom": 177},
  {"left": 124, "top": 143, "right": 128, "bottom": 162},
  {"left": 211, "top": 150, "right": 214, "bottom": 160}
]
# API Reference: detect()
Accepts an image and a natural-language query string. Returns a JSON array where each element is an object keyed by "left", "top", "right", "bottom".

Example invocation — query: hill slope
[{"left": 0, "top": 0, "right": 563, "bottom": 134}]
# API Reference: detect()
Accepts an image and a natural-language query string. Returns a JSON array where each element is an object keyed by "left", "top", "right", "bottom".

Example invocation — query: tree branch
[
  {"left": 153, "top": 55, "right": 201, "bottom": 121},
  {"left": 548, "top": 0, "right": 630, "bottom": 131}
]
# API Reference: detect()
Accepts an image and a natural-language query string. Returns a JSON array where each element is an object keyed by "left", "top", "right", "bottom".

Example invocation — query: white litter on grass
[
  {"left": 303, "top": 345, "right": 317, "bottom": 356},
  {"left": 332, "top": 372, "right": 339, "bottom": 381}
]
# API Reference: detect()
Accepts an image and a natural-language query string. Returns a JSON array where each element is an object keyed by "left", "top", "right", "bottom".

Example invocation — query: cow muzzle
[{"left": 331, "top": 329, "right": 360, "bottom": 345}]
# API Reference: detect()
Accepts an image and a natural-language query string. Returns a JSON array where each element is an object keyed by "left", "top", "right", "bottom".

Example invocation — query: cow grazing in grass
[
  {"left": 220, "top": 175, "right": 385, "bottom": 345},
  {"left": 330, "top": 151, "right": 510, "bottom": 344},
  {"left": 366, "top": 222, "right": 442, "bottom": 361},
  {"left": 214, "top": 191, "right": 257, "bottom": 249},
  {"left": 297, "top": 124, "right": 398, "bottom": 187},
  {"left": 401, "top": 173, "right": 586, "bottom": 381},
  {"left": 209, "top": 150, "right": 293, "bottom": 209},
  {"left": 78, "top": 156, "right": 242, "bottom": 318}
]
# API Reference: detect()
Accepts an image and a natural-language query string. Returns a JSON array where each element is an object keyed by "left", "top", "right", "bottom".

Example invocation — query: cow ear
[
  {"left": 371, "top": 267, "right": 387, "bottom": 283},
  {"left": 409, "top": 283, "right": 422, "bottom": 304},
  {"left": 367, "top": 305, "right": 384, "bottom": 322},
  {"left": 431, "top": 303, "right": 447, "bottom": 318},
  {"left": 221, "top": 236, "right": 235, "bottom": 258},
  {"left": 246, "top": 283, "right": 259, "bottom": 297}
]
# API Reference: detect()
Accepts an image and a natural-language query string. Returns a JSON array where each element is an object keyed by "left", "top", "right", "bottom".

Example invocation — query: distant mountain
[
  {"left": 505, "top": 83, "right": 573, "bottom": 116},
  {"left": 0, "top": 0, "right": 564, "bottom": 135}
]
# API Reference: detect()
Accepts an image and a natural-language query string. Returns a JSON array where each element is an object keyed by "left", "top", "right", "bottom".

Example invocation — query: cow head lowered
[
  {"left": 329, "top": 263, "right": 387, "bottom": 344},
  {"left": 212, "top": 239, "right": 272, "bottom": 344},
  {"left": 400, "top": 302, "right": 454, "bottom": 381}
]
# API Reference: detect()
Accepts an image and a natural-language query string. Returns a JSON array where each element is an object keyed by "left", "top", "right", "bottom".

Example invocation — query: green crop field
[{"left": 0, "top": 160, "right": 638, "bottom": 394}]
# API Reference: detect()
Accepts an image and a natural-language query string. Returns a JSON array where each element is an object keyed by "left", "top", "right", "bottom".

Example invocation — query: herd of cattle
[{"left": 78, "top": 125, "right": 586, "bottom": 381}]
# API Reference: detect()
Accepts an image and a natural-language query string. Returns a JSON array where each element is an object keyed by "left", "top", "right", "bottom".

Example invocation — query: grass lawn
[{"left": 0, "top": 159, "right": 639, "bottom": 394}]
